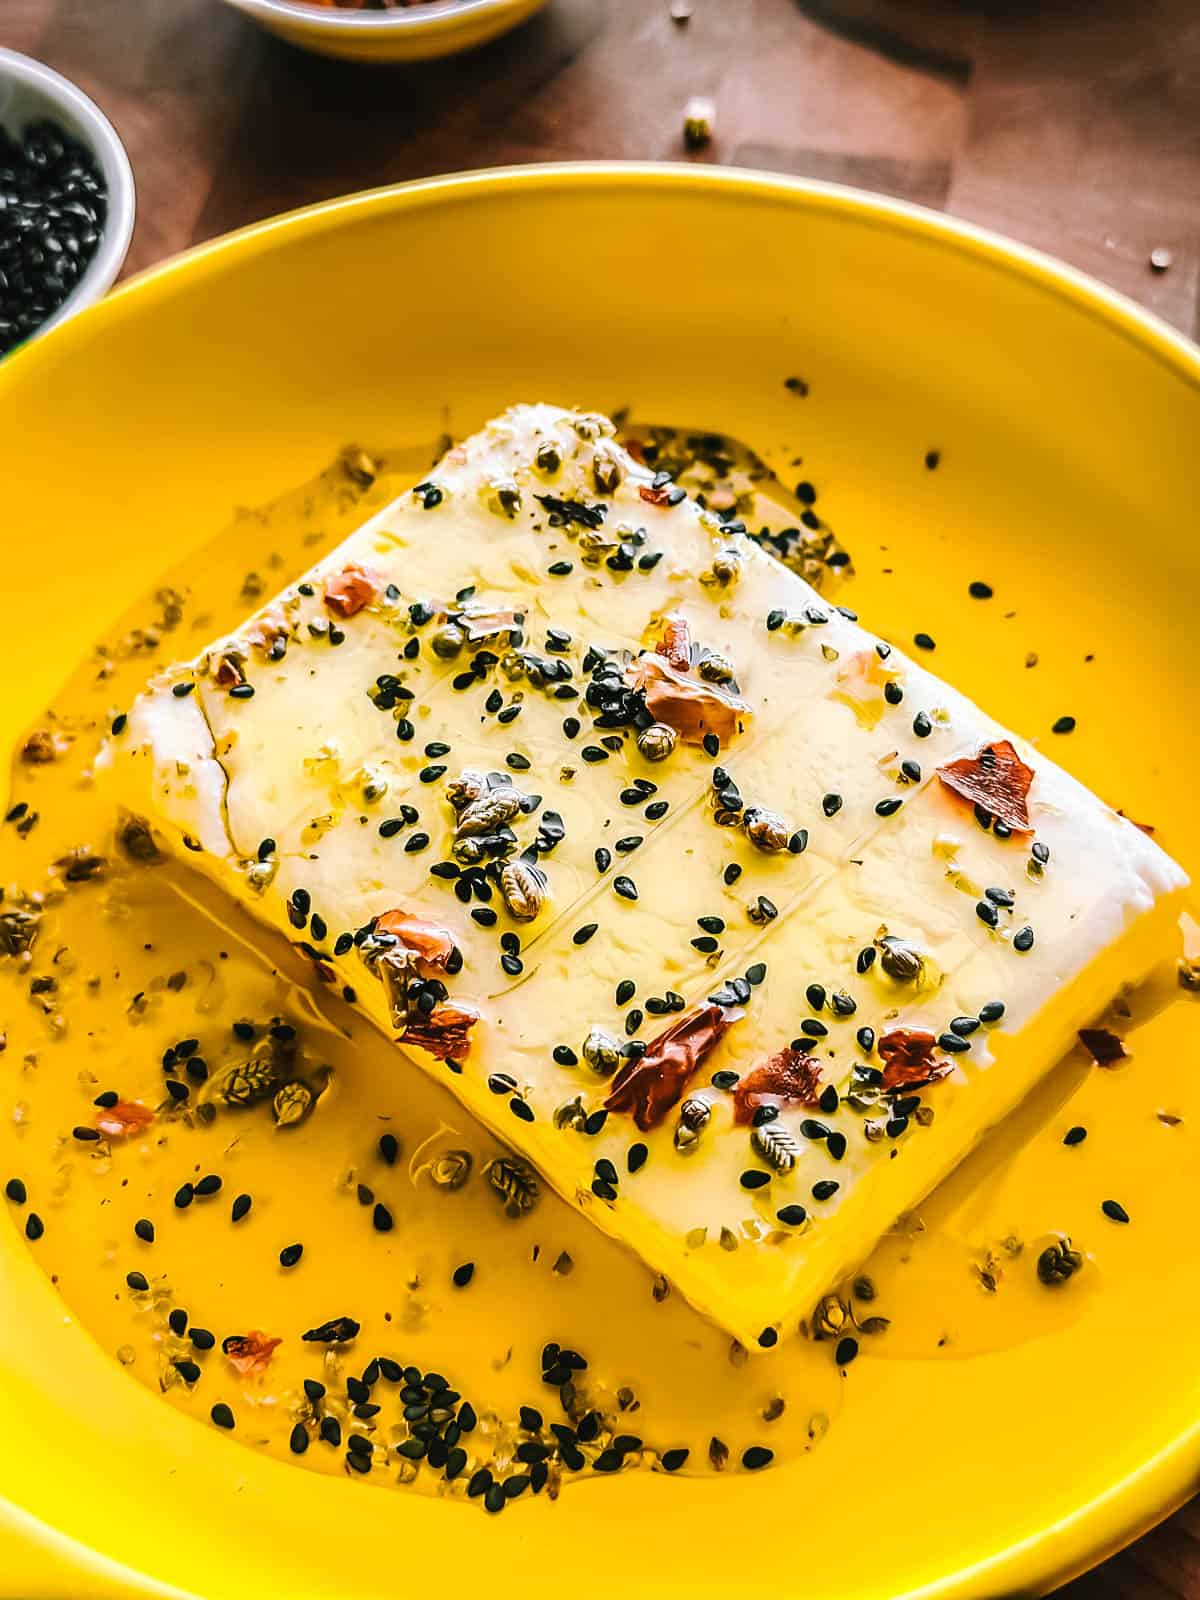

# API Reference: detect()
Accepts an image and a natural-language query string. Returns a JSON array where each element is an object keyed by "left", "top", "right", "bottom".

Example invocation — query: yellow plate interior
[
  {"left": 0, "top": 165, "right": 1198, "bottom": 1600},
  {"left": 222, "top": 0, "right": 550, "bottom": 62}
]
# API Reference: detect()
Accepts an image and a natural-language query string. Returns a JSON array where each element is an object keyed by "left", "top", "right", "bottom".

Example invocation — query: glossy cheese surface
[{"left": 103, "top": 404, "right": 1188, "bottom": 1345}]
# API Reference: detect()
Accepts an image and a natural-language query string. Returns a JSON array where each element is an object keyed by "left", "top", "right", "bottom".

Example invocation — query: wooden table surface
[{"left": 5, "top": 1, "right": 1199, "bottom": 1594}]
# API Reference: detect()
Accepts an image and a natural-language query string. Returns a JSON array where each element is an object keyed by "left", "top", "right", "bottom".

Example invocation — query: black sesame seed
[
  {"left": 195, "top": 1174, "right": 222, "bottom": 1197},
  {"left": 740, "top": 1170, "right": 770, "bottom": 1190},
  {"left": 826, "top": 1132, "right": 847, "bottom": 1160},
  {"left": 1063, "top": 1126, "right": 1087, "bottom": 1146},
  {"left": 1052, "top": 715, "right": 1076, "bottom": 735},
  {"left": 134, "top": 1218, "right": 155, "bottom": 1243},
  {"left": 372, "top": 1205, "right": 393, "bottom": 1233},
  {"left": 703, "top": 733, "right": 720, "bottom": 757},
  {"left": 573, "top": 923, "right": 599, "bottom": 946},
  {"left": 211, "top": 1404, "right": 235, "bottom": 1430},
  {"left": 125, "top": 1270, "right": 149, "bottom": 1292},
  {"left": 661, "top": 1447, "right": 689, "bottom": 1472},
  {"left": 978, "top": 1001, "right": 1006, "bottom": 1023},
  {"left": 913, "top": 712, "right": 932, "bottom": 738},
  {"left": 745, "top": 962, "right": 766, "bottom": 985},
  {"left": 453, "top": 1262, "right": 475, "bottom": 1288},
  {"left": 510, "top": 1098, "right": 535, "bottom": 1123},
  {"left": 723, "top": 863, "right": 742, "bottom": 885},
  {"left": 806, "top": 983, "right": 827, "bottom": 1010},
  {"left": 627, "top": 1143, "right": 648, "bottom": 1173},
  {"left": 875, "top": 797, "right": 903, "bottom": 817},
  {"left": 5, "top": 1178, "right": 26, "bottom": 1205},
  {"left": 174, "top": 1183, "right": 194, "bottom": 1209},
  {"left": 969, "top": 580, "right": 993, "bottom": 599},
  {"left": 404, "top": 833, "right": 430, "bottom": 854},
  {"left": 172, "top": 682, "right": 196, "bottom": 698},
  {"left": 914, "top": 632, "right": 936, "bottom": 651},
  {"left": 552, "top": 1045, "right": 579, "bottom": 1067},
  {"left": 594, "top": 847, "right": 611, "bottom": 873},
  {"left": 229, "top": 683, "right": 255, "bottom": 700},
  {"left": 1013, "top": 925, "right": 1035, "bottom": 952},
  {"left": 801, "top": 1018, "right": 828, "bottom": 1038},
  {"left": 290, "top": 1422, "right": 310, "bottom": 1455},
  {"left": 743, "top": 1445, "right": 774, "bottom": 1469},
  {"left": 190, "top": 1328, "right": 215, "bottom": 1351},
  {"left": 757, "top": 1328, "right": 778, "bottom": 1350},
  {"left": 378, "top": 1132, "right": 400, "bottom": 1166},
  {"left": 835, "top": 1336, "right": 859, "bottom": 1366},
  {"left": 614, "top": 875, "right": 638, "bottom": 901},
  {"left": 548, "top": 560, "right": 573, "bottom": 576},
  {"left": 231, "top": 1193, "right": 252, "bottom": 1222},
  {"left": 818, "top": 1084, "right": 839, "bottom": 1114},
  {"left": 976, "top": 900, "right": 1000, "bottom": 928},
  {"left": 939, "top": 1033, "right": 970, "bottom": 1052},
  {"left": 1031, "top": 842, "right": 1051, "bottom": 865},
  {"left": 280, "top": 1243, "right": 304, "bottom": 1266},
  {"left": 72, "top": 1126, "right": 101, "bottom": 1142},
  {"left": 584, "top": 1110, "right": 608, "bottom": 1135},
  {"left": 1101, "top": 1199, "right": 1129, "bottom": 1223},
  {"left": 625, "top": 1007, "right": 644, "bottom": 1035},
  {"left": 811, "top": 1180, "right": 839, "bottom": 1201},
  {"left": 500, "top": 953, "right": 524, "bottom": 976},
  {"left": 822, "top": 793, "right": 843, "bottom": 818}
]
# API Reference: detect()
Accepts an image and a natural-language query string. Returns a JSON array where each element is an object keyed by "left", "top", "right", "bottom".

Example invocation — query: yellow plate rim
[{"left": 2, "top": 160, "right": 1198, "bottom": 1600}]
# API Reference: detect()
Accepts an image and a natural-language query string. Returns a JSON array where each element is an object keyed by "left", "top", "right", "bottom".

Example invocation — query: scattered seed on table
[
  {"left": 211, "top": 1403, "right": 235, "bottom": 1430},
  {"left": 742, "top": 1445, "right": 774, "bottom": 1469},
  {"left": 25, "top": 1212, "right": 44, "bottom": 1240},
  {"left": 453, "top": 1262, "right": 475, "bottom": 1288},
  {"left": 231, "top": 1193, "right": 252, "bottom": 1223},
  {"left": 835, "top": 1336, "right": 859, "bottom": 1366},
  {"left": 280, "top": 1243, "right": 304, "bottom": 1267},
  {"left": 5, "top": 1178, "right": 27, "bottom": 1205},
  {"left": 1102, "top": 1199, "right": 1129, "bottom": 1223},
  {"left": 373, "top": 1204, "right": 393, "bottom": 1233},
  {"left": 1063, "top": 1126, "right": 1087, "bottom": 1146}
]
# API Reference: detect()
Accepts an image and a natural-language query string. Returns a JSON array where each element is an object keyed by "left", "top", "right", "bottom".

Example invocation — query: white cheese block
[{"left": 101, "top": 404, "right": 1188, "bottom": 1347}]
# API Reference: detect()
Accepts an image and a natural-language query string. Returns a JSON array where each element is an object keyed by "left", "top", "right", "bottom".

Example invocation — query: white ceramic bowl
[
  {"left": 0, "top": 48, "right": 135, "bottom": 350},
  {"left": 219, "top": 0, "right": 550, "bottom": 62}
]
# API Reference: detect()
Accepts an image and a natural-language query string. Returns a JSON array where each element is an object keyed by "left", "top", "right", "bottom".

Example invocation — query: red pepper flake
[
  {"left": 605, "top": 1004, "right": 740, "bottom": 1131},
  {"left": 1078, "top": 1027, "right": 1127, "bottom": 1067},
  {"left": 375, "top": 910, "right": 456, "bottom": 970},
  {"left": 95, "top": 1100, "right": 154, "bottom": 1139},
  {"left": 655, "top": 614, "right": 692, "bottom": 672},
  {"left": 404, "top": 1001, "right": 479, "bottom": 1061},
  {"left": 629, "top": 654, "right": 750, "bottom": 748},
  {"left": 324, "top": 563, "right": 379, "bottom": 618},
  {"left": 936, "top": 739, "right": 1035, "bottom": 833},
  {"left": 213, "top": 653, "right": 245, "bottom": 688},
  {"left": 733, "top": 1046, "right": 822, "bottom": 1125},
  {"left": 638, "top": 483, "right": 674, "bottom": 507},
  {"left": 878, "top": 1028, "right": 952, "bottom": 1092},
  {"left": 222, "top": 1331, "right": 282, "bottom": 1375}
]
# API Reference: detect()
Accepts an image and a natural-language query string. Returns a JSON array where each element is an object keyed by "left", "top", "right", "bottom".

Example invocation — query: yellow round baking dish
[
  {"left": 218, "top": 0, "right": 549, "bottom": 61},
  {"left": 0, "top": 164, "right": 1198, "bottom": 1600}
]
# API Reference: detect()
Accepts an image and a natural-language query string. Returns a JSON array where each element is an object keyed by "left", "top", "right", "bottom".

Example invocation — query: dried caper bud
[
  {"left": 876, "top": 934, "right": 925, "bottom": 984},
  {"left": 456, "top": 789, "right": 524, "bottom": 836},
  {"left": 1037, "top": 1237, "right": 1084, "bottom": 1286},
  {"left": 636, "top": 722, "right": 677, "bottom": 763},
  {"left": 811, "top": 1293, "right": 850, "bottom": 1339},
  {"left": 118, "top": 814, "right": 162, "bottom": 864},
  {"left": 697, "top": 651, "right": 735, "bottom": 684},
  {"left": 499, "top": 859, "right": 547, "bottom": 922},
  {"left": 592, "top": 448, "right": 623, "bottom": 495},
  {"left": 554, "top": 1096, "right": 588, "bottom": 1131},
  {"left": 675, "top": 1095, "right": 710, "bottom": 1152},
  {"left": 535, "top": 439, "right": 562, "bottom": 474},
  {"left": 445, "top": 769, "right": 489, "bottom": 811},
  {"left": 273, "top": 1080, "right": 314, "bottom": 1128},
  {"left": 752, "top": 1121, "right": 800, "bottom": 1172},
  {"left": 743, "top": 806, "right": 791, "bottom": 853},
  {"left": 485, "top": 1155, "right": 540, "bottom": 1217},
  {"left": 581, "top": 1026, "right": 622, "bottom": 1077},
  {"left": 430, "top": 1149, "right": 472, "bottom": 1190},
  {"left": 701, "top": 545, "right": 742, "bottom": 587},
  {"left": 431, "top": 622, "right": 467, "bottom": 660},
  {"left": 487, "top": 479, "right": 522, "bottom": 518}
]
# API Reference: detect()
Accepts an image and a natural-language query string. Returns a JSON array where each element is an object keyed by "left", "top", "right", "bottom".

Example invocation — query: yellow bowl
[
  {"left": 219, "top": 0, "right": 549, "bottom": 61},
  {"left": 1, "top": 164, "right": 1198, "bottom": 1600}
]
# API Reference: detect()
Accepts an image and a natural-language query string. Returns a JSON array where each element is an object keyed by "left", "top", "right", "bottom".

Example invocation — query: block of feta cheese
[{"left": 103, "top": 404, "right": 1188, "bottom": 1347}]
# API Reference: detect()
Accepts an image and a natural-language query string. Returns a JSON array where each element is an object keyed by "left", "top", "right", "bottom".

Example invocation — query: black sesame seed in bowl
[{"left": 0, "top": 50, "right": 134, "bottom": 359}]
